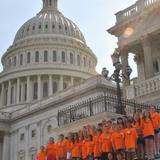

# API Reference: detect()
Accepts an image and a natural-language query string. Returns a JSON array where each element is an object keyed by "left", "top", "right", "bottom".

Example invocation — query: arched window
[
  {"left": 62, "top": 51, "right": 66, "bottom": 63},
  {"left": 33, "top": 82, "right": 38, "bottom": 100},
  {"left": 43, "top": 82, "right": 48, "bottom": 97},
  {"left": 53, "top": 51, "right": 57, "bottom": 62},
  {"left": 53, "top": 82, "right": 58, "bottom": 93},
  {"left": 35, "top": 51, "right": 39, "bottom": 63},
  {"left": 44, "top": 51, "right": 48, "bottom": 62},
  {"left": 77, "top": 55, "right": 80, "bottom": 66},
  {"left": 70, "top": 53, "right": 73, "bottom": 64},
  {"left": 27, "top": 52, "right": 31, "bottom": 64},
  {"left": 20, "top": 54, "right": 23, "bottom": 65},
  {"left": 47, "top": 125, "right": 52, "bottom": 133}
]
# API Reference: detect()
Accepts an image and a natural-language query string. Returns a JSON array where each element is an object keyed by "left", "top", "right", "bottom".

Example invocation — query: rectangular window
[
  {"left": 35, "top": 51, "right": 39, "bottom": 63},
  {"left": 20, "top": 54, "right": 23, "bottom": 65},
  {"left": 13, "top": 56, "right": 16, "bottom": 66},
  {"left": 33, "top": 82, "right": 38, "bottom": 100},
  {"left": 62, "top": 51, "right": 66, "bottom": 63},
  {"left": 27, "top": 52, "right": 31, "bottom": 64},
  {"left": 53, "top": 51, "right": 57, "bottom": 62},
  {"left": 20, "top": 133, "right": 25, "bottom": 141},
  {"left": 44, "top": 51, "right": 48, "bottom": 62},
  {"left": 70, "top": 53, "right": 73, "bottom": 64},
  {"left": 31, "top": 130, "right": 36, "bottom": 138},
  {"left": 77, "top": 55, "right": 80, "bottom": 66}
]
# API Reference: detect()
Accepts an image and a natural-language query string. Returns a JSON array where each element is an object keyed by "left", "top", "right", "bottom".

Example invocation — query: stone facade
[{"left": 108, "top": 0, "right": 160, "bottom": 104}]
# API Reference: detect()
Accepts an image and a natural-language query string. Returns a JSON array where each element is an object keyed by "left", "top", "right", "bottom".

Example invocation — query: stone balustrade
[
  {"left": 116, "top": 0, "right": 160, "bottom": 23},
  {"left": 126, "top": 74, "right": 160, "bottom": 99}
]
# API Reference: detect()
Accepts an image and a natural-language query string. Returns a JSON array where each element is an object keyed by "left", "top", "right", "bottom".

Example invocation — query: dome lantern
[{"left": 42, "top": 0, "right": 58, "bottom": 10}]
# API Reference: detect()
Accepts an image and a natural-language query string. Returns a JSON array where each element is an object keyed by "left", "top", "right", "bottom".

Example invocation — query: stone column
[
  {"left": 14, "top": 130, "right": 18, "bottom": 160},
  {"left": 1, "top": 83, "right": 4, "bottom": 107},
  {"left": 2, "top": 132, "right": 10, "bottom": 160},
  {"left": 71, "top": 77, "right": 74, "bottom": 86},
  {"left": 141, "top": 37, "right": 154, "bottom": 79},
  {"left": 0, "top": 138, "right": 2, "bottom": 160},
  {"left": 7, "top": 81, "right": 11, "bottom": 105},
  {"left": 27, "top": 76, "right": 31, "bottom": 102},
  {"left": 21, "top": 82, "right": 24, "bottom": 102},
  {"left": 49, "top": 75, "right": 53, "bottom": 96},
  {"left": 16, "top": 78, "right": 20, "bottom": 104},
  {"left": 37, "top": 121, "right": 41, "bottom": 150},
  {"left": 38, "top": 75, "right": 42, "bottom": 100},
  {"left": 59, "top": 75, "right": 63, "bottom": 91}
]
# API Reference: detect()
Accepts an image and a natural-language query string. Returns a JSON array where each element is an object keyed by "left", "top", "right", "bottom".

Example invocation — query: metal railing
[{"left": 58, "top": 95, "right": 159, "bottom": 126}]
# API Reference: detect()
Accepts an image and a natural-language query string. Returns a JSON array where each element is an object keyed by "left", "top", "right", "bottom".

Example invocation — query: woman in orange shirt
[
  {"left": 86, "top": 135, "right": 94, "bottom": 160},
  {"left": 81, "top": 135, "right": 87, "bottom": 160},
  {"left": 46, "top": 137, "right": 56, "bottom": 160},
  {"left": 99, "top": 125, "right": 112, "bottom": 160},
  {"left": 141, "top": 110, "right": 155, "bottom": 160},
  {"left": 37, "top": 145, "right": 46, "bottom": 160}
]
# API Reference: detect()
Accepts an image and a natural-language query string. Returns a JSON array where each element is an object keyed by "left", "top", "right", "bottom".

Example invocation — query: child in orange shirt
[
  {"left": 46, "top": 137, "right": 56, "bottom": 160},
  {"left": 93, "top": 129, "right": 102, "bottom": 160},
  {"left": 56, "top": 134, "right": 67, "bottom": 160},
  {"left": 124, "top": 121, "right": 137, "bottom": 160},
  {"left": 141, "top": 110, "right": 155, "bottom": 160},
  {"left": 111, "top": 124, "right": 125, "bottom": 152},
  {"left": 71, "top": 134, "right": 81, "bottom": 160},
  {"left": 37, "top": 145, "right": 46, "bottom": 160},
  {"left": 86, "top": 135, "right": 94, "bottom": 160},
  {"left": 100, "top": 125, "right": 112, "bottom": 160}
]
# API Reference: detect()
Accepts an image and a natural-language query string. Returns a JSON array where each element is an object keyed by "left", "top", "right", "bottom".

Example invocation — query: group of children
[{"left": 37, "top": 106, "right": 160, "bottom": 160}]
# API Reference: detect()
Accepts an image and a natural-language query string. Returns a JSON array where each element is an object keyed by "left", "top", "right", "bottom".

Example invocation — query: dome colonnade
[{"left": 0, "top": 0, "right": 97, "bottom": 109}]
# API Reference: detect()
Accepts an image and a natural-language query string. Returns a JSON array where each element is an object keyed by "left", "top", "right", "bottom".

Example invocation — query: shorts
[
  {"left": 101, "top": 152, "right": 108, "bottom": 160},
  {"left": 126, "top": 148, "right": 136, "bottom": 152},
  {"left": 137, "top": 136, "right": 145, "bottom": 144},
  {"left": 144, "top": 135, "right": 154, "bottom": 140}
]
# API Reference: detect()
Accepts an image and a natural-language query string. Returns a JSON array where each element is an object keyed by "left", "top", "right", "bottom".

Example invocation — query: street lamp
[{"left": 101, "top": 49, "right": 132, "bottom": 114}]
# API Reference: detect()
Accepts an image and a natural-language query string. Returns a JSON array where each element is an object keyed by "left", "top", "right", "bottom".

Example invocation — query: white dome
[{"left": 14, "top": 1, "right": 86, "bottom": 44}]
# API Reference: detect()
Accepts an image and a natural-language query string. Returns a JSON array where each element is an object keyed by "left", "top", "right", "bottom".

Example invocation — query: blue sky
[{"left": 0, "top": 0, "right": 137, "bottom": 77}]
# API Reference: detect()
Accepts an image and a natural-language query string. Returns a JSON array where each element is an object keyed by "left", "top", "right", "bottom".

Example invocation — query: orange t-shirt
[
  {"left": 99, "top": 133, "right": 112, "bottom": 153},
  {"left": 56, "top": 140, "right": 66, "bottom": 158},
  {"left": 65, "top": 139, "right": 72, "bottom": 152},
  {"left": 71, "top": 142, "right": 81, "bottom": 158},
  {"left": 141, "top": 118, "right": 155, "bottom": 137},
  {"left": 151, "top": 112, "right": 159, "bottom": 129},
  {"left": 46, "top": 143, "right": 56, "bottom": 157},
  {"left": 37, "top": 151, "right": 46, "bottom": 160},
  {"left": 81, "top": 140, "right": 87, "bottom": 159},
  {"left": 111, "top": 131, "right": 125, "bottom": 150},
  {"left": 134, "top": 122, "right": 143, "bottom": 136},
  {"left": 86, "top": 141, "right": 94, "bottom": 156},
  {"left": 93, "top": 135, "right": 101, "bottom": 157},
  {"left": 124, "top": 128, "right": 137, "bottom": 149}
]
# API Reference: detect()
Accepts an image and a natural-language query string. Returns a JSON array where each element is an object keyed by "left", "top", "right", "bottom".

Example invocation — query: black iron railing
[{"left": 57, "top": 95, "right": 159, "bottom": 126}]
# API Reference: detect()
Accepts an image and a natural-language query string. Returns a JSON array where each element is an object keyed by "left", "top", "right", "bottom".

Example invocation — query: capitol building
[
  {"left": 0, "top": 0, "right": 117, "bottom": 160},
  {"left": 1, "top": 0, "right": 160, "bottom": 159}
]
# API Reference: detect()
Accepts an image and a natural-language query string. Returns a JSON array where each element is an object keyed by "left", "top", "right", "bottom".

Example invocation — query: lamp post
[{"left": 102, "top": 49, "right": 132, "bottom": 114}]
